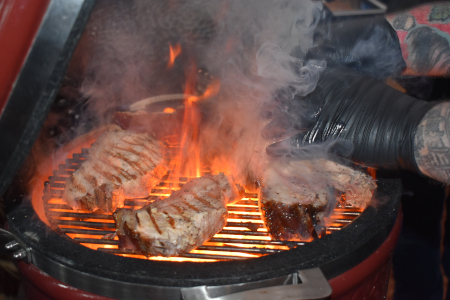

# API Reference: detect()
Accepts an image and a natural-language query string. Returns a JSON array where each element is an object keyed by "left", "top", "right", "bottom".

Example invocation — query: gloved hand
[
  {"left": 310, "top": 14, "right": 406, "bottom": 79},
  {"left": 264, "top": 63, "right": 437, "bottom": 172}
]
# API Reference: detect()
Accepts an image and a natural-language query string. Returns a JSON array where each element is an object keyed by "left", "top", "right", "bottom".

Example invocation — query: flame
[
  {"left": 163, "top": 107, "right": 176, "bottom": 114},
  {"left": 167, "top": 43, "right": 182, "bottom": 69},
  {"left": 168, "top": 61, "right": 220, "bottom": 181},
  {"left": 367, "top": 167, "right": 377, "bottom": 179}
]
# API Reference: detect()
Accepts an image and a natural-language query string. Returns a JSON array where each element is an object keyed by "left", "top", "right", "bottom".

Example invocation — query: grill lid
[{"left": 0, "top": 0, "right": 96, "bottom": 197}]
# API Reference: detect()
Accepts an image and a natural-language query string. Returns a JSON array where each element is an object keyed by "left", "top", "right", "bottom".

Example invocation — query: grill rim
[{"left": 6, "top": 177, "right": 400, "bottom": 294}]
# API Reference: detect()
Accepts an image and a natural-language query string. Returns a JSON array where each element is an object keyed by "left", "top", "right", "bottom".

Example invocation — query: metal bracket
[
  {"left": 0, "top": 228, "right": 32, "bottom": 263},
  {"left": 181, "top": 268, "right": 332, "bottom": 300}
]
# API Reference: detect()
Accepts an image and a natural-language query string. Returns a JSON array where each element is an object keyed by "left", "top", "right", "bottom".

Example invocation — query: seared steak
[
  {"left": 64, "top": 125, "right": 167, "bottom": 213},
  {"left": 259, "top": 159, "right": 376, "bottom": 240},
  {"left": 114, "top": 173, "right": 244, "bottom": 256}
]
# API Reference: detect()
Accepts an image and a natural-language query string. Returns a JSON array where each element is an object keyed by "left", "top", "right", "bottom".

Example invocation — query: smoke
[
  {"left": 256, "top": 44, "right": 325, "bottom": 96},
  {"left": 348, "top": 25, "right": 406, "bottom": 79},
  {"left": 77, "top": 0, "right": 324, "bottom": 108},
  {"left": 72, "top": 0, "right": 327, "bottom": 184}
]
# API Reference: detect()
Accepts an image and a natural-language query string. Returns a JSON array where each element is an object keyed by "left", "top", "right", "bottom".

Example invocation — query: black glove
[
  {"left": 265, "top": 63, "right": 437, "bottom": 172},
  {"left": 310, "top": 14, "right": 406, "bottom": 79}
]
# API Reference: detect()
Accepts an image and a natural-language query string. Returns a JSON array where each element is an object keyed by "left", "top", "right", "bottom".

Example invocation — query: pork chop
[
  {"left": 114, "top": 173, "right": 244, "bottom": 256},
  {"left": 64, "top": 125, "right": 167, "bottom": 213}
]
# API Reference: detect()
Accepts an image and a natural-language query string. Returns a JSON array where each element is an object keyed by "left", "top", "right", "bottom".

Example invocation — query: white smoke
[{"left": 73, "top": 0, "right": 327, "bottom": 184}]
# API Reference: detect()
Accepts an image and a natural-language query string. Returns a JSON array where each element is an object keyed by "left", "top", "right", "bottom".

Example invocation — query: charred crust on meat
[
  {"left": 85, "top": 175, "right": 98, "bottom": 187},
  {"left": 181, "top": 200, "right": 201, "bottom": 212},
  {"left": 173, "top": 205, "right": 190, "bottom": 222},
  {"left": 94, "top": 186, "right": 106, "bottom": 212},
  {"left": 79, "top": 193, "right": 97, "bottom": 211},
  {"left": 162, "top": 211, "right": 176, "bottom": 228},
  {"left": 94, "top": 184, "right": 114, "bottom": 213},
  {"left": 192, "top": 192, "right": 216, "bottom": 209},
  {"left": 103, "top": 150, "right": 145, "bottom": 175},
  {"left": 145, "top": 207, "right": 163, "bottom": 235},
  {"left": 114, "top": 145, "right": 153, "bottom": 163},
  {"left": 99, "top": 154, "right": 135, "bottom": 181},
  {"left": 260, "top": 199, "right": 324, "bottom": 240},
  {"left": 123, "top": 221, "right": 144, "bottom": 251}
]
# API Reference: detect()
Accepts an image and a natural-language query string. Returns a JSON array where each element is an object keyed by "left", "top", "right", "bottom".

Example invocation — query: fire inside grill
[{"left": 42, "top": 147, "right": 363, "bottom": 262}]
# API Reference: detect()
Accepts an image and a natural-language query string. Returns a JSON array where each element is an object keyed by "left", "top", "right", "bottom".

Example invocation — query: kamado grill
[{"left": 0, "top": 0, "right": 402, "bottom": 299}]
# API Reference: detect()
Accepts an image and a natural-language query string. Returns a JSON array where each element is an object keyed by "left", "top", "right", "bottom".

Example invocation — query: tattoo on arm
[
  {"left": 388, "top": 3, "right": 450, "bottom": 76},
  {"left": 414, "top": 102, "right": 450, "bottom": 184}
]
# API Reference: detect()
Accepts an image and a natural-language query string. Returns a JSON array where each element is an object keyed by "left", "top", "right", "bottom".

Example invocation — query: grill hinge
[{"left": 0, "top": 228, "right": 32, "bottom": 263}]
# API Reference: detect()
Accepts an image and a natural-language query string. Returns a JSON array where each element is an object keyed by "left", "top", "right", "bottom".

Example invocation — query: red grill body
[
  {"left": 0, "top": 0, "right": 50, "bottom": 113},
  {"left": 14, "top": 209, "right": 401, "bottom": 300}
]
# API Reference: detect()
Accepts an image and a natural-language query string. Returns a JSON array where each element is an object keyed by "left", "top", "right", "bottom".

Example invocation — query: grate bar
[
  {"left": 208, "top": 238, "right": 304, "bottom": 246},
  {"left": 74, "top": 238, "right": 119, "bottom": 245},
  {"left": 218, "top": 230, "right": 266, "bottom": 236},
  {"left": 58, "top": 220, "right": 116, "bottom": 229},
  {"left": 226, "top": 214, "right": 261, "bottom": 220},
  {"left": 233, "top": 200, "right": 258, "bottom": 206},
  {"left": 48, "top": 212, "right": 114, "bottom": 219},
  {"left": 327, "top": 226, "right": 345, "bottom": 231},
  {"left": 196, "top": 246, "right": 282, "bottom": 254},
  {"left": 177, "top": 253, "right": 250, "bottom": 260},
  {"left": 225, "top": 222, "right": 263, "bottom": 228},
  {"left": 226, "top": 207, "right": 259, "bottom": 213},
  {"left": 61, "top": 228, "right": 114, "bottom": 235}
]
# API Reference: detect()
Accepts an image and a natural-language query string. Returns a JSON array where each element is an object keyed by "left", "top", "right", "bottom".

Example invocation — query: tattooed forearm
[
  {"left": 414, "top": 102, "right": 450, "bottom": 184},
  {"left": 387, "top": 3, "right": 450, "bottom": 76}
]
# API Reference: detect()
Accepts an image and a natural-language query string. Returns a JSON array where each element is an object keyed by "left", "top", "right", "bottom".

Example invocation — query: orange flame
[
  {"left": 167, "top": 43, "right": 182, "bottom": 69},
  {"left": 367, "top": 167, "right": 377, "bottom": 179},
  {"left": 169, "top": 61, "right": 220, "bottom": 181},
  {"left": 163, "top": 107, "right": 176, "bottom": 114}
]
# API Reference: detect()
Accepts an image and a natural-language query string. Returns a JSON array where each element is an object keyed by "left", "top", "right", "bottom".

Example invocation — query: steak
[
  {"left": 64, "top": 125, "right": 167, "bottom": 213},
  {"left": 114, "top": 173, "right": 244, "bottom": 256},
  {"left": 259, "top": 159, "right": 376, "bottom": 240}
]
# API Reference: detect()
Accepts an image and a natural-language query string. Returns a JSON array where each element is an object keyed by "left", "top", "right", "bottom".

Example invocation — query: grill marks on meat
[
  {"left": 113, "top": 173, "right": 244, "bottom": 256},
  {"left": 64, "top": 125, "right": 167, "bottom": 213},
  {"left": 259, "top": 159, "right": 376, "bottom": 241}
]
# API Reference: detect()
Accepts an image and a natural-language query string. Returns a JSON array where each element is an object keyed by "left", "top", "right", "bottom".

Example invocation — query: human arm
[
  {"left": 262, "top": 5, "right": 450, "bottom": 185},
  {"left": 314, "top": 3, "right": 450, "bottom": 78},
  {"left": 386, "top": 2, "right": 450, "bottom": 76},
  {"left": 264, "top": 64, "right": 450, "bottom": 185},
  {"left": 414, "top": 102, "right": 450, "bottom": 183}
]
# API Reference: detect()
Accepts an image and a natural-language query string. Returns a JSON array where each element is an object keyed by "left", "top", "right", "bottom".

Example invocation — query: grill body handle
[{"left": 181, "top": 268, "right": 332, "bottom": 300}]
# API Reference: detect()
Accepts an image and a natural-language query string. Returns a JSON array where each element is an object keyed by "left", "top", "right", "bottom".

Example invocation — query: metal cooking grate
[{"left": 42, "top": 148, "right": 362, "bottom": 262}]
